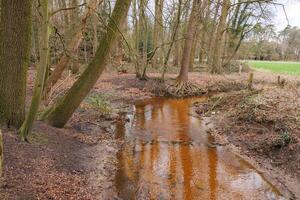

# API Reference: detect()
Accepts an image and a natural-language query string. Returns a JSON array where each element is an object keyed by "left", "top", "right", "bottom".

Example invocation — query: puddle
[{"left": 114, "top": 97, "right": 284, "bottom": 200}]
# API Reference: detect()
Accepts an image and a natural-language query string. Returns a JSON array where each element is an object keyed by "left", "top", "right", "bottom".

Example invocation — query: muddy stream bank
[{"left": 112, "top": 97, "right": 284, "bottom": 200}]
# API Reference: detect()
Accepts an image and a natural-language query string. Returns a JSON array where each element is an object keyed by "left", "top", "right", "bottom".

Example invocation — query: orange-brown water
[{"left": 115, "top": 97, "right": 284, "bottom": 200}]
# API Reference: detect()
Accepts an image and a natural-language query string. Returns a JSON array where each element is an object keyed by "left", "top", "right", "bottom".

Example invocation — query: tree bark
[
  {"left": 0, "top": 0, "right": 33, "bottom": 128},
  {"left": 161, "top": 0, "right": 182, "bottom": 80},
  {"left": 44, "top": 0, "right": 132, "bottom": 128},
  {"left": 198, "top": 0, "right": 210, "bottom": 64},
  {"left": 139, "top": 0, "right": 149, "bottom": 79},
  {"left": 132, "top": 0, "right": 142, "bottom": 77},
  {"left": 19, "top": 0, "right": 50, "bottom": 140},
  {"left": 45, "top": 0, "right": 98, "bottom": 94},
  {"left": 92, "top": 13, "right": 99, "bottom": 56},
  {"left": 177, "top": 0, "right": 201, "bottom": 82},
  {"left": 210, "top": 0, "right": 230, "bottom": 74},
  {"left": 0, "top": 129, "right": 3, "bottom": 177},
  {"left": 207, "top": 0, "right": 221, "bottom": 65},
  {"left": 152, "top": 0, "right": 164, "bottom": 68}
]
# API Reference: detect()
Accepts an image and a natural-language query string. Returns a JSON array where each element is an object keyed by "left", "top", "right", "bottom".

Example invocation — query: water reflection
[{"left": 115, "top": 97, "right": 284, "bottom": 200}]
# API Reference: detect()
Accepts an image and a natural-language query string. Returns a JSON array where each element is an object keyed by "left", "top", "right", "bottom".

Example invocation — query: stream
[{"left": 113, "top": 97, "right": 284, "bottom": 200}]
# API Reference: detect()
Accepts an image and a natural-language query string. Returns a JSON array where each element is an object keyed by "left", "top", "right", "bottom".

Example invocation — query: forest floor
[{"left": 0, "top": 68, "right": 299, "bottom": 199}]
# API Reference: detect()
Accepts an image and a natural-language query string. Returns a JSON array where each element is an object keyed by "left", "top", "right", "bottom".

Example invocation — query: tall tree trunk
[
  {"left": 152, "top": 0, "right": 164, "bottom": 68},
  {"left": 177, "top": 0, "right": 201, "bottom": 82},
  {"left": 198, "top": 0, "right": 210, "bottom": 64},
  {"left": 92, "top": 13, "right": 99, "bottom": 56},
  {"left": 132, "top": 0, "right": 142, "bottom": 77},
  {"left": 207, "top": 0, "right": 221, "bottom": 65},
  {"left": 45, "top": 0, "right": 98, "bottom": 94},
  {"left": 161, "top": 0, "right": 182, "bottom": 80},
  {"left": 140, "top": 0, "right": 149, "bottom": 79},
  {"left": 210, "top": 0, "right": 230, "bottom": 74},
  {"left": 19, "top": 0, "right": 50, "bottom": 140},
  {"left": 188, "top": 36, "right": 198, "bottom": 72},
  {"left": 189, "top": 0, "right": 208, "bottom": 71},
  {"left": 69, "top": 0, "right": 81, "bottom": 74},
  {"left": 0, "top": 0, "right": 33, "bottom": 128},
  {"left": 44, "top": 0, "right": 132, "bottom": 128}
]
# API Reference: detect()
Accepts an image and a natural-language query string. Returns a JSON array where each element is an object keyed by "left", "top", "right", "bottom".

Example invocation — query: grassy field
[{"left": 247, "top": 60, "right": 300, "bottom": 75}]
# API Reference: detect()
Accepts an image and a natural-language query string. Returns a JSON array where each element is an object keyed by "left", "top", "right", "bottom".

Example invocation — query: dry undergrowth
[
  {"left": 148, "top": 77, "right": 248, "bottom": 98},
  {"left": 195, "top": 88, "right": 300, "bottom": 177}
]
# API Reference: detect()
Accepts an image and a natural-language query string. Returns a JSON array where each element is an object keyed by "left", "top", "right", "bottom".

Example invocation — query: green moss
[
  {"left": 27, "top": 131, "right": 49, "bottom": 144},
  {"left": 85, "top": 93, "right": 112, "bottom": 115}
]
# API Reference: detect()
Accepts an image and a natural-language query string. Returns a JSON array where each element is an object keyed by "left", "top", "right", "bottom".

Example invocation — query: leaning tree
[{"left": 43, "top": 0, "right": 132, "bottom": 128}]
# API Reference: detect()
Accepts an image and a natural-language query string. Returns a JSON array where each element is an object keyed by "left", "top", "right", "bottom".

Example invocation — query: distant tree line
[{"left": 238, "top": 25, "right": 300, "bottom": 61}]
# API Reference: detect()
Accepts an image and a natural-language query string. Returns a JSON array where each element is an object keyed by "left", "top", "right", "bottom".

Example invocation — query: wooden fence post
[{"left": 248, "top": 73, "right": 254, "bottom": 90}]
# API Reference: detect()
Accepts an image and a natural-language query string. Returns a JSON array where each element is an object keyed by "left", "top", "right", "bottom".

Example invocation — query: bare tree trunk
[
  {"left": 132, "top": 0, "right": 142, "bottom": 77},
  {"left": 19, "top": 0, "right": 50, "bottom": 140},
  {"left": 140, "top": 0, "right": 149, "bottom": 79},
  {"left": 207, "top": 0, "right": 221, "bottom": 65},
  {"left": 152, "top": 0, "right": 164, "bottom": 68},
  {"left": 178, "top": 0, "right": 201, "bottom": 82},
  {"left": 173, "top": 41, "right": 180, "bottom": 66},
  {"left": 188, "top": 36, "right": 198, "bottom": 72},
  {"left": 92, "top": 13, "right": 99, "bottom": 56},
  {"left": 161, "top": 0, "right": 182, "bottom": 80},
  {"left": 69, "top": 0, "right": 81, "bottom": 74},
  {"left": 189, "top": 0, "right": 208, "bottom": 71},
  {"left": 210, "top": 0, "right": 230, "bottom": 74},
  {"left": 0, "top": 0, "right": 33, "bottom": 128},
  {"left": 44, "top": 0, "right": 132, "bottom": 128},
  {"left": 198, "top": 0, "right": 210, "bottom": 64}
]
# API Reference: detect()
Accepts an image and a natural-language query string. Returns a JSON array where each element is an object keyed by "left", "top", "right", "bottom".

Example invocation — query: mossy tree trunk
[
  {"left": 19, "top": 0, "right": 50, "bottom": 141},
  {"left": 0, "top": 0, "right": 33, "bottom": 128},
  {"left": 44, "top": 0, "right": 132, "bottom": 128}
]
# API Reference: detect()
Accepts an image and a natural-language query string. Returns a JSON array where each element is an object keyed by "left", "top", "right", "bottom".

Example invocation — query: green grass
[{"left": 247, "top": 60, "right": 300, "bottom": 75}]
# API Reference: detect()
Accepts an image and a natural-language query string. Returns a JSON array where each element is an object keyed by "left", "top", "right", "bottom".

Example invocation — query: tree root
[{"left": 166, "top": 80, "right": 207, "bottom": 97}]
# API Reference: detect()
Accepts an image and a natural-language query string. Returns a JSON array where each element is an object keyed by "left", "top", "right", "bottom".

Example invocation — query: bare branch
[{"left": 50, "top": 3, "right": 87, "bottom": 17}]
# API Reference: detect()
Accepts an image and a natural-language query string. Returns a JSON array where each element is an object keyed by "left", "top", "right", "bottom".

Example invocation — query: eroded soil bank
[
  {"left": 194, "top": 78, "right": 300, "bottom": 199},
  {"left": 0, "top": 70, "right": 299, "bottom": 199}
]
